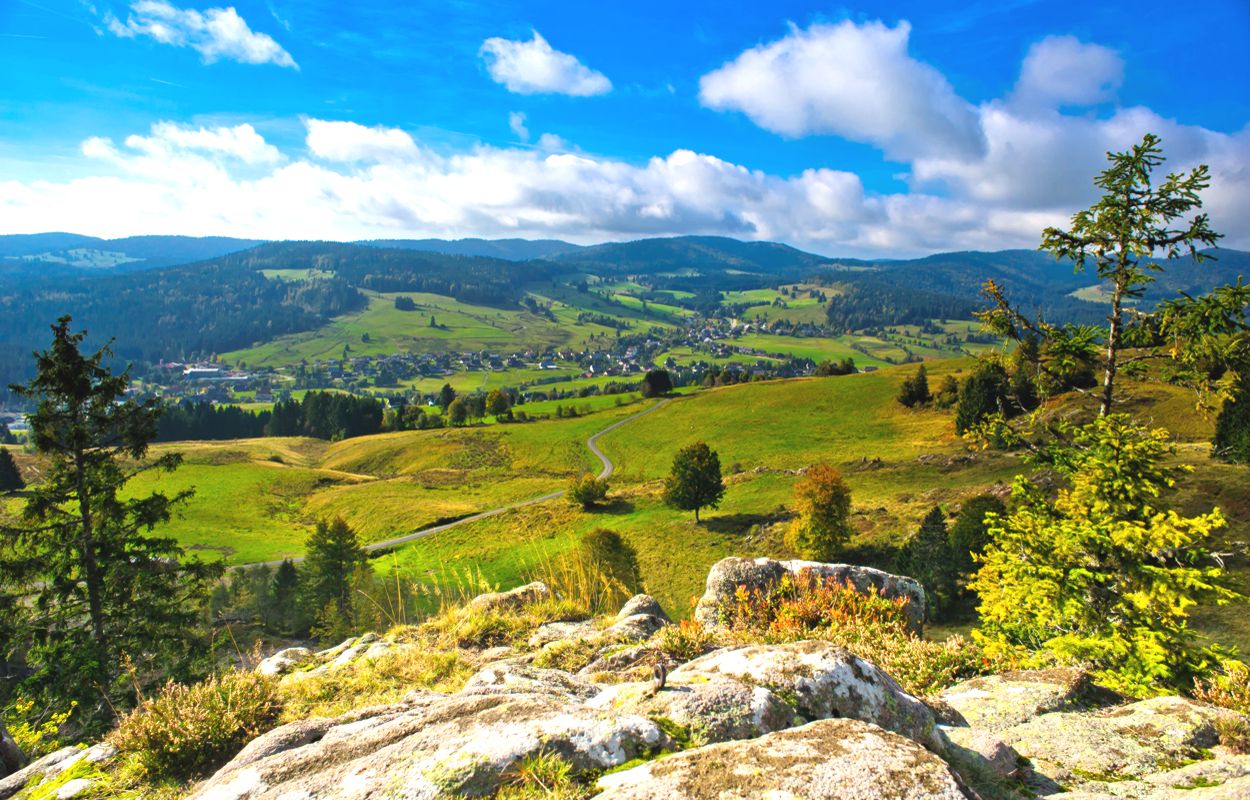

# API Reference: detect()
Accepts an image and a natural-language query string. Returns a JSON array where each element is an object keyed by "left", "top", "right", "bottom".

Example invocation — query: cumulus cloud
[
  {"left": 479, "top": 31, "right": 611, "bottom": 96},
  {"left": 1011, "top": 35, "right": 1123, "bottom": 109},
  {"left": 698, "top": 20, "right": 985, "bottom": 160},
  {"left": 304, "top": 119, "right": 422, "bottom": 163},
  {"left": 104, "top": 0, "right": 297, "bottom": 68},
  {"left": 509, "top": 111, "right": 529, "bottom": 142}
]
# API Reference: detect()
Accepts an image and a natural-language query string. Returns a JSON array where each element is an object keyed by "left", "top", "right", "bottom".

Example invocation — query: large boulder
[
  {"left": 588, "top": 677, "right": 796, "bottom": 745},
  {"left": 617, "top": 595, "right": 669, "bottom": 622},
  {"left": 667, "top": 640, "right": 940, "bottom": 751},
  {"left": 693, "top": 557, "right": 926, "bottom": 634},
  {"left": 939, "top": 668, "right": 1096, "bottom": 732},
  {"left": 459, "top": 663, "right": 602, "bottom": 702},
  {"left": 467, "top": 581, "right": 550, "bottom": 614},
  {"left": 255, "top": 647, "right": 314, "bottom": 677},
  {"left": 998, "top": 695, "right": 1243, "bottom": 791},
  {"left": 592, "top": 718, "right": 966, "bottom": 799},
  {"left": 190, "top": 692, "right": 669, "bottom": 799}
]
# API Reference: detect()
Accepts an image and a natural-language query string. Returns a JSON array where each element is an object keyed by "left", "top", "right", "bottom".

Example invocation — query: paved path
[{"left": 248, "top": 397, "right": 671, "bottom": 567}]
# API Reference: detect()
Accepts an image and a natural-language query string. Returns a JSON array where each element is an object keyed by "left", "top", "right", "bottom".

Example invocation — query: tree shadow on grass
[
  {"left": 701, "top": 512, "right": 782, "bottom": 536},
  {"left": 594, "top": 498, "right": 636, "bottom": 515}
]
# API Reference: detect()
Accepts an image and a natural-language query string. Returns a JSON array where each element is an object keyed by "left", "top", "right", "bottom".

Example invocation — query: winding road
[{"left": 250, "top": 397, "right": 672, "bottom": 567}]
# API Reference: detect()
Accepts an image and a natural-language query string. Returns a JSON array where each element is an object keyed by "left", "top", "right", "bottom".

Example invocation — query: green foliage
[
  {"left": 933, "top": 375, "right": 959, "bottom": 409},
  {"left": 567, "top": 474, "right": 610, "bottom": 510},
  {"left": 954, "top": 361, "right": 1010, "bottom": 435},
  {"left": 0, "top": 447, "right": 23, "bottom": 492},
  {"left": 981, "top": 133, "right": 1229, "bottom": 417},
  {"left": 109, "top": 671, "right": 282, "bottom": 781},
  {"left": 0, "top": 317, "right": 220, "bottom": 730},
  {"left": 948, "top": 494, "right": 1006, "bottom": 579},
  {"left": 972, "top": 414, "right": 1240, "bottom": 696},
  {"left": 1213, "top": 374, "right": 1250, "bottom": 464},
  {"left": 718, "top": 570, "right": 1003, "bottom": 695},
  {"left": 302, "top": 517, "right": 367, "bottom": 639},
  {"left": 896, "top": 365, "right": 931, "bottom": 407},
  {"left": 447, "top": 397, "right": 469, "bottom": 426},
  {"left": 897, "top": 507, "right": 957, "bottom": 619},
  {"left": 640, "top": 369, "right": 673, "bottom": 398},
  {"left": 663, "top": 441, "right": 725, "bottom": 523},
  {"left": 486, "top": 388, "right": 512, "bottom": 417},
  {"left": 497, "top": 750, "right": 588, "bottom": 800},
  {"left": 785, "top": 463, "right": 852, "bottom": 561},
  {"left": 3, "top": 696, "right": 73, "bottom": 759}
]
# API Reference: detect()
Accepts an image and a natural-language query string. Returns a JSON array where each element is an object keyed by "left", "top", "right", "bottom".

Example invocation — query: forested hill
[
  {"left": 359, "top": 237, "right": 581, "bottom": 261},
  {"left": 551, "top": 235, "right": 834, "bottom": 279},
  {"left": 0, "top": 233, "right": 262, "bottom": 276}
]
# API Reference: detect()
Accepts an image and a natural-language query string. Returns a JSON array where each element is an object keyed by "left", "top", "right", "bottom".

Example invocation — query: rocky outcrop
[
  {"left": 466, "top": 580, "right": 550, "bottom": 613},
  {"left": 693, "top": 557, "right": 926, "bottom": 634},
  {"left": 190, "top": 691, "right": 669, "bottom": 799},
  {"left": 592, "top": 719, "right": 967, "bottom": 799},
  {"left": 0, "top": 744, "right": 116, "bottom": 800},
  {"left": 668, "top": 640, "right": 941, "bottom": 750},
  {"left": 998, "top": 695, "right": 1242, "bottom": 793},
  {"left": 588, "top": 677, "right": 795, "bottom": 745},
  {"left": 939, "top": 668, "right": 1098, "bottom": 732}
]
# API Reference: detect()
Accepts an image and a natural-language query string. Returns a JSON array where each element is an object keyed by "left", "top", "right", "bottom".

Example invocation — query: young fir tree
[
  {"left": 972, "top": 415, "right": 1239, "bottom": 696},
  {"left": 662, "top": 442, "right": 725, "bottom": 523},
  {"left": 0, "top": 448, "right": 24, "bottom": 492},
  {"left": 0, "top": 317, "right": 219, "bottom": 729},
  {"left": 897, "top": 507, "right": 956, "bottom": 620},
  {"left": 954, "top": 362, "right": 1010, "bottom": 435},
  {"left": 947, "top": 494, "right": 1006, "bottom": 581},
  {"left": 302, "top": 517, "right": 367, "bottom": 638}
]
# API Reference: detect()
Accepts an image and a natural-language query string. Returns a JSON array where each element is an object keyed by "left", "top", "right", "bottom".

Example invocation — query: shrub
[
  {"left": 3, "top": 697, "right": 74, "bottom": 758},
  {"left": 110, "top": 671, "right": 282, "bottom": 781},
  {"left": 1193, "top": 660, "right": 1250, "bottom": 715},
  {"left": 566, "top": 474, "right": 609, "bottom": 509},
  {"left": 717, "top": 569, "right": 1003, "bottom": 695},
  {"left": 652, "top": 617, "right": 722, "bottom": 663}
]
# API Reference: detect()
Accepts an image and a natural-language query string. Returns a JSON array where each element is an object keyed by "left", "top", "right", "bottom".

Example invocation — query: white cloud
[
  {"left": 479, "top": 31, "right": 611, "bottom": 96},
  {"left": 104, "top": 1, "right": 297, "bottom": 68},
  {"left": 698, "top": 19, "right": 985, "bottom": 160},
  {"left": 304, "top": 119, "right": 422, "bottom": 163},
  {"left": 5, "top": 24, "right": 1249, "bottom": 258},
  {"left": 1011, "top": 35, "right": 1123, "bottom": 109},
  {"left": 508, "top": 111, "right": 529, "bottom": 142}
]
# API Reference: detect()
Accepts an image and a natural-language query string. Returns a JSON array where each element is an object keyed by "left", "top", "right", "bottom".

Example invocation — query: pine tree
[
  {"left": 269, "top": 559, "right": 302, "bottom": 635},
  {"left": 1, "top": 317, "right": 220, "bottom": 729},
  {"left": 663, "top": 442, "right": 725, "bottom": 523},
  {"left": 0, "top": 448, "right": 23, "bottom": 492}
]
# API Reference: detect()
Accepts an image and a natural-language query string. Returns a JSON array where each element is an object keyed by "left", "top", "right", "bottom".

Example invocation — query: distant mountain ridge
[
  {"left": 358, "top": 237, "right": 582, "bottom": 261},
  {"left": 0, "top": 233, "right": 263, "bottom": 275}
]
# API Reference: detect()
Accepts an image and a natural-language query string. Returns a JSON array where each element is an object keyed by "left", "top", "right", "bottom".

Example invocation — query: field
[{"left": 86, "top": 358, "right": 1250, "bottom": 653}]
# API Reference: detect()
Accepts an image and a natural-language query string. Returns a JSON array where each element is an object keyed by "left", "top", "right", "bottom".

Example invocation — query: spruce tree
[
  {"left": 954, "top": 362, "right": 1010, "bottom": 435},
  {"left": 302, "top": 517, "right": 367, "bottom": 636},
  {"left": 897, "top": 507, "right": 956, "bottom": 619},
  {"left": 0, "top": 448, "right": 23, "bottom": 492},
  {"left": 897, "top": 365, "right": 931, "bottom": 407},
  {"left": 1, "top": 317, "right": 219, "bottom": 729}
]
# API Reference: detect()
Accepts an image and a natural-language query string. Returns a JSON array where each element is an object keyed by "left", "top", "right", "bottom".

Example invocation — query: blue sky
[{"left": 1, "top": 0, "right": 1247, "bottom": 255}]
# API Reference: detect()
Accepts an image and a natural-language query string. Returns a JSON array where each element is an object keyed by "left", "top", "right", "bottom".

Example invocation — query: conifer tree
[
  {"left": 897, "top": 507, "right": 956, "bottom": 619},
  {"left": 1213, "top": 374, "right": 1250, "bottom": 464},
  {"left": 302, "top": 517, "right": 367, "bottom": 636},
  {"left": 0, "top": 317, "right": 219, "bottom": 729}
]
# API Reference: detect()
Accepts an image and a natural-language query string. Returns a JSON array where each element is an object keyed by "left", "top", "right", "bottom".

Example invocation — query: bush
[
  {"left": 785, "top": 464, "right": 852, "bottom": 561},
  {"left": 717, "top": 569, "right": 1003, "bottom": 695},
  {"left": 110, "top": 671, "right": 282, "bottom": 781},
  {"left": 567, "top": 474, "right": 609, "bottom": 509},
  {"left": 1193, "top": 660, "right": 1250, "bottom": 715}
]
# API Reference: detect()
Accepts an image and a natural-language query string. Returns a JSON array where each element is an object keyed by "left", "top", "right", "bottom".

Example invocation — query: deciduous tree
[
  {"left": 663, "top": 442, "right": 725, "bottom": 523},
  {"left": 785, "top": 463, "right": 852, "bottom": 561}
]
